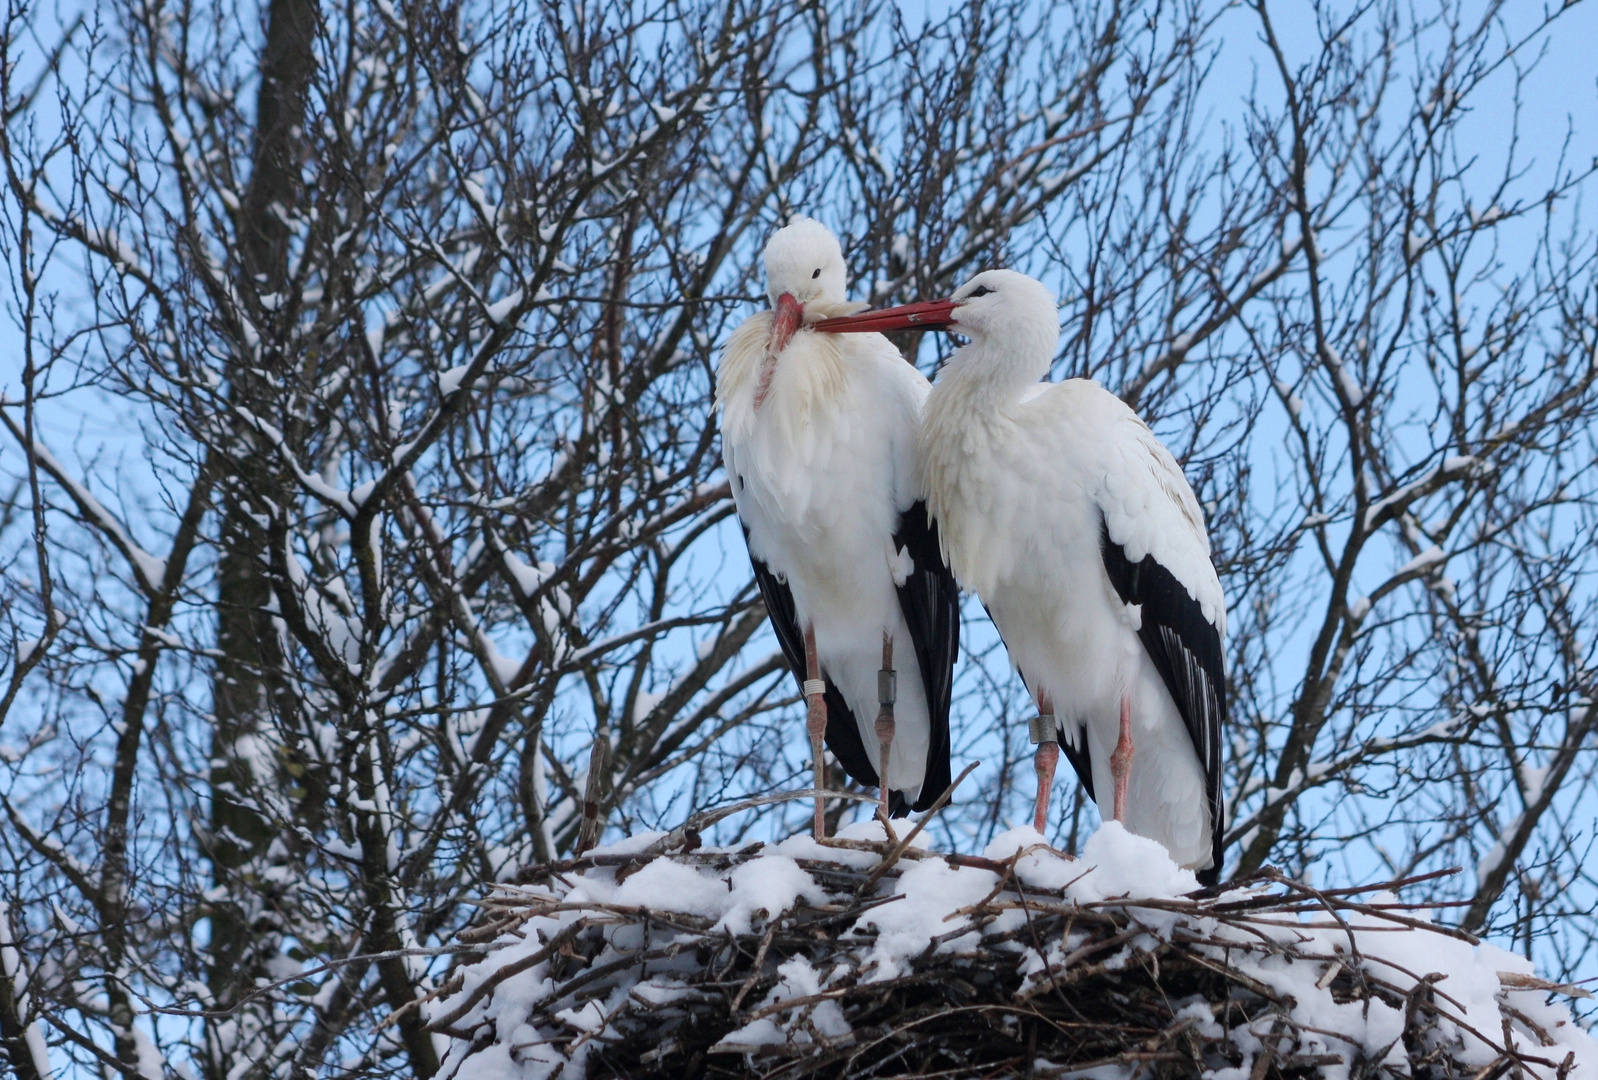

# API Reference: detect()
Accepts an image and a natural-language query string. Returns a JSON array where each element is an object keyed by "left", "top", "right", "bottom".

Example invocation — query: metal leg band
[
  {"left": 1029, "top": 713, "right": 1057, "bottom": 745},
  {"left": 877, "top": 669, "right": 896, "bottom": 706}
]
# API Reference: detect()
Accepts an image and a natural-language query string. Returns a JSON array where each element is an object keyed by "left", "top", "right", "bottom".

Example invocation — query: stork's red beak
[
  {"left": 813, "top": 298, "right": 958, "bottom": 334},
  {"left": 755, "top": 293, "right": 805, "bottom": 410},
  {"left": 769, "top": 293, "right": 805, "bottom": 354}
]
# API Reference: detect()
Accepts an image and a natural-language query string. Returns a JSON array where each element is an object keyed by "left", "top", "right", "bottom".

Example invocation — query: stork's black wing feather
[
  {"left": 892, "top": 501, "right": 960, "bottom": 812},
  {"left": 1099, "top": 517, "right": 1227, "bottom": 886},
  {"left": 747, "top": 547, "right": 879, "bottom": 789},
  {"left": 1057, "top": 722, "right": 1096, "bottom": 804}
]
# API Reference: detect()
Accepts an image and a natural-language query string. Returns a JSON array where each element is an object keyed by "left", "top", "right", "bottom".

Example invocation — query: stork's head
[
  {"left": 753, "top": 217, "right": 849, "bottom": 409},
  {"left": 943, "top": 270, "right": 1059, "bottom": 349},
  {"left": 763, "top": 216, "right": 848, "bottom": 311},
  {"left": 813, "top": 268, "right": 1061, "bottom": 381}
]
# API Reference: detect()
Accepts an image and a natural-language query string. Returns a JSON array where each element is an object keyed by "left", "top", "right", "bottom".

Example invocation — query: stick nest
[{"left": 425, "top": 826, "right": 1592, "bottom": 1080}]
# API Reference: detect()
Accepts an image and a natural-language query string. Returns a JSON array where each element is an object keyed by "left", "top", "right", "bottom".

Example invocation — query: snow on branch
[
  {"left": 1363, "top": 456, "right": 1479, "bottom": 534},
  {"left": 425, "top": 818, "right": 1597, "bottom": 1079}
]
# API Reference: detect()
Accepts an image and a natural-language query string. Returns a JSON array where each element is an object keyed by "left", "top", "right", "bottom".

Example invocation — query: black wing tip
[
  {"left": 1206, "top": 816, "right": 1227, "bottom": 888},
  {"left": 905, "top": 776, "right": 950, "bottom": 815},
  {"left": 1099, "top": 513, "right": 1230, "bottom": 893},
  {"left": 1057, "top": 728, "right": 1096, "bottom": 804},
  {"left": 821, "top": 682, "right": 881, "bottom": 789},
  {"left": 892, "top": 499, "right": 959, "bottom": 820}
]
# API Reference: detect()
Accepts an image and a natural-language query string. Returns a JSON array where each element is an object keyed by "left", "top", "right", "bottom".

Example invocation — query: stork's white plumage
[
  {"left": 817, "top": 270, "right": 1226, "bottom": 882},
  {"left": 716, "top": 218, "right": 959, "bottom": 837}
]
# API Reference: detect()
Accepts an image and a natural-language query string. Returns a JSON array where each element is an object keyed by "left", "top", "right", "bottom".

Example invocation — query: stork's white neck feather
[
  {"left": 931, "top": 331, "right": 1052, "bottom": 410},
  {"left": 919, "top": 275, "right": 1062, "bottom": 590},
  {"left": 919, "top": 363, "right": 1009, "bottom": 591}
]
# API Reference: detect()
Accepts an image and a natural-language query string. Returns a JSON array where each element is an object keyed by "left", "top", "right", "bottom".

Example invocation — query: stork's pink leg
[
  {"left": 1110, "top": 691, "right": 1135, "bottom": 823},
  {"left": 875, "top": 633, "right": 896, "bottom": 828},
  {"left": 803, "top": 625, "right": 828, "bottom": 840},
  {"left": 1030, "top": 692, "right": 1058, "bottom": 834}
]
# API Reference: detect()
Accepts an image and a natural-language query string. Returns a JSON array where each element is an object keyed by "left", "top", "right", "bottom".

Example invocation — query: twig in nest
[{"left": 857, "top": 760, "right": 979, "bottom": 895}]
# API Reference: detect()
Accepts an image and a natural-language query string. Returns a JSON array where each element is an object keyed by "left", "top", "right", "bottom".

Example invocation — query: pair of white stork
[{"left": 716, "top": 219, "right": 1226, "bottom": 883}]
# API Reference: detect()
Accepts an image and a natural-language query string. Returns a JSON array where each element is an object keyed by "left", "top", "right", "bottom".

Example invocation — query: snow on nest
[{"left": 428, "top": 820, "right": 1596, "bottom": 1080}]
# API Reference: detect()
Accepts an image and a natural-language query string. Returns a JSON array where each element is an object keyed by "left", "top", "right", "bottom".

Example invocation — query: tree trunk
[{"left": 206, "top": 0, "right": 319, "bottom": 1065}]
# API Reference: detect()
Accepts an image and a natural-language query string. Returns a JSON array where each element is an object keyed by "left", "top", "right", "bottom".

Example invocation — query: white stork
[
  {"left": 817, "top": 269, "right": 1226, "bottom": 882},
  {"left": 715, "top": 218, "right": 960, "bottom": 837}
]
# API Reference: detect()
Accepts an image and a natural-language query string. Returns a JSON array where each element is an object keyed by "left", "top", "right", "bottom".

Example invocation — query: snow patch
[
  {"left": 1071, "top": 821, "right": 1199, "bottom": 901},
  {"left": 851, "top": 856, "right": 997, "bottom": 982},
  {"left": 438, "top": 365, "right": 470, "bottom": 395},
  {"left": 486, "top": 289, "right": 524, "bottom": 324},
  {"left": 1398, "top": 545, "right": 1446, "bottom": 577},
  {"left": 715, "top": 855, "right": 826, "bottom": 936}
]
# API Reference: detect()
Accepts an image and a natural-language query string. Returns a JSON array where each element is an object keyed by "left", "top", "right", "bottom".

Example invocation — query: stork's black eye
[
  {"left": 812, "top": 268, "right": 822, "bottom": 279},
  {"left": 969, "top": 284, "right": 993, "bottom": 298}
]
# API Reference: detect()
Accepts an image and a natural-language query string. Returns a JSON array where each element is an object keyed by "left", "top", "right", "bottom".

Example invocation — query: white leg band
[
  {"left": 803, "top": 679, "right": 826, "bottom": 698},
  {"left": 1029, "top": 713, "right": 1057, "bottom": 745}
]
